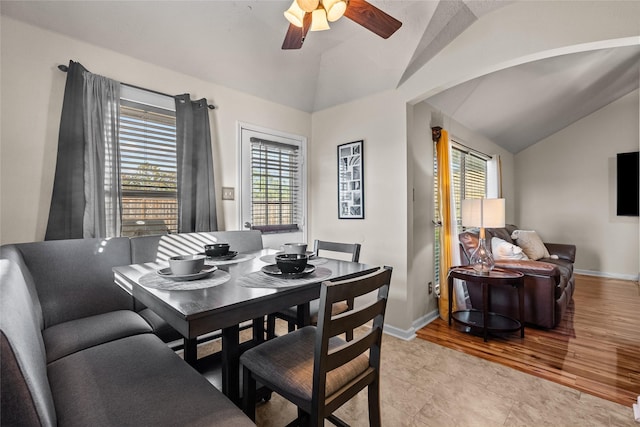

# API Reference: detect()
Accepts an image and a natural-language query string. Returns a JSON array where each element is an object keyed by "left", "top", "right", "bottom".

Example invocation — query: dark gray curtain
[
  {"left": 174, "top": 94, "right": 217, "bottom": 232},
  {"left": 45, "top": 61, "right": 88, "bottom": 240},
  {"left": 82, "top": 73, "right": 121, "bottom": 238},
  {"left": 45, "top": 61, "right": 122, "bottom": 240}
]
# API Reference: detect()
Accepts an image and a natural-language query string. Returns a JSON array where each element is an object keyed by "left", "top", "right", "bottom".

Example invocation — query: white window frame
[{"left": 237, "top": 122, "right": 307, "bottom": 248}]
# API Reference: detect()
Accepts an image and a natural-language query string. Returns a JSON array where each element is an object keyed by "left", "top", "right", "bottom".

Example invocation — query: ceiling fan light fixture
[
  {"left": 296, "top": 0, "right": 319, "bottom": 13},
  {"left": 284, "top": 0, "right": 306, "bottom": 27},
  {"left": 310, "top": 7, "right": 330, "bottom": 31},
  {"left": 323, "top": 0, "right": 347, "bottom": 22}
]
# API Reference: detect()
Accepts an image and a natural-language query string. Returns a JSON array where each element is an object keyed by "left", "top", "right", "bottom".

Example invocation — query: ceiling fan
[{"left": 282, "top": 0, "right": 402, "bottom": 50}]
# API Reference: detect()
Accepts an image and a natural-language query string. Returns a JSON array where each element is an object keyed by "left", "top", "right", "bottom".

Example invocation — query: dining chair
[
  {"left": 266, "top": 239, "right": 361, "bottom": 340},
  {"left": 241, "top": 266, "right": 392, "bottom": 427}
]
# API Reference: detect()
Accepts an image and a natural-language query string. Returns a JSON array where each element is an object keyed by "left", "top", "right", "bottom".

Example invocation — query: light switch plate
[{"left": 222, "top": 187, "right": 235, "bottom": 200}]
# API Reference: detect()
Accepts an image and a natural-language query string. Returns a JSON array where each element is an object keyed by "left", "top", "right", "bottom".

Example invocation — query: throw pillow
[
  {"left": 511, "top": 230, "right": 550, "bottom": 260},
  {"left": 491, "top": 237, "right": 529, "bottom": 261}
]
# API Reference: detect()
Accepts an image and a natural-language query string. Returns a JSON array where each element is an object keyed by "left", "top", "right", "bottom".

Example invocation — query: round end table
[{"left": 447, "top": 266, "right": 525, "bottom": 342}]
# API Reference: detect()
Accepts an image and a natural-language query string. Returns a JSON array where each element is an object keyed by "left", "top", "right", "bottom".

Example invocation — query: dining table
[{"left": 112, "top": 248, "right": 378, "bottom": 404}]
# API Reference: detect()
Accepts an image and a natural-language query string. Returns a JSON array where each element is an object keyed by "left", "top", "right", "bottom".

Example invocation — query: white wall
[
  {"left": 309, "top": 90, "right": 410, "bottom": 330},
  {"left": 0, "top": 16, "right": 311, "bottom": 244},
  {"left": 515, "top": 90, "right": 639, "bottom": 280}
]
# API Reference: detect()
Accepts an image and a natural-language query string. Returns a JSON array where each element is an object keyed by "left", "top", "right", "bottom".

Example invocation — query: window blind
[
  {"left": 249, "top": 137, "right": 301, "bottom": 233},
  {"left": 119, "top": 101, "right": 178, "bottom": 236},
  {"left": 433, "top": 143, "right": 441, "bottom": 289}
]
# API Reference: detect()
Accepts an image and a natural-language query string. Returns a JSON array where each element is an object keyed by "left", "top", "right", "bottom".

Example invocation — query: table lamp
[{"left": 461, "top": 198, "right": 505, "bottom": 274}]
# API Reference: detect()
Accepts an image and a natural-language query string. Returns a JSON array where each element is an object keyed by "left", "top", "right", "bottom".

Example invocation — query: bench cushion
[
  {"left": 130, "top": 231, "right": 264, "bottom": 263},
  {"left": 43, "top": 310, "right": 152, "bottom": 363},
  {"left": 0, "top": 245, "right": 44, "bottom": 329},
  {"left": 15, "top": 238, "right": 134, "bottom": 328},
  {"left": 48, "top": 334, "right": 254, "bottom": 427},
  {"left": 1, "top": 259, "right": 56, "bottom": 426}
]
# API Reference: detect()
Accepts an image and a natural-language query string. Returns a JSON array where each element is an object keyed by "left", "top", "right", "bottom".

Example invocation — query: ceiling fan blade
[
  {"left": 282, "top": 12, "right": 312, "bottom": 49},
  {"left": 343, "top": 0, "right": 402, "bottom": 39}
]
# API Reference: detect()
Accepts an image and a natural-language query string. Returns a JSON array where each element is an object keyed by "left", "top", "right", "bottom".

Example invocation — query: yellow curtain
[{"left": 436, "top": 129, "right": 455, "bottom": 321}]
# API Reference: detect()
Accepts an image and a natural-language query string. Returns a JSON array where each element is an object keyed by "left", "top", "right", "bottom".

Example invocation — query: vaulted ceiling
[{"left": 2, "top": 0, "right": 638, "bottom": 153}]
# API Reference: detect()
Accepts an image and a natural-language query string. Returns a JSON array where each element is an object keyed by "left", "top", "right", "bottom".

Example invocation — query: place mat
[
  {"left": 237, "top": 267, "right": 332, "bottom": 289},
  {"left": 139, "top": 269, "right": 231, "bottom": 291},
  {"left": 205, "top": 253, "right": 255, "bottom": 266},
  {"left": 259, "top": 254, "right": 328, "bottom": 266}
]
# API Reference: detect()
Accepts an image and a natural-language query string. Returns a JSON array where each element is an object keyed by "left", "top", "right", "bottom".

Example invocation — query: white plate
[{"left": 157, "top": 265, "right": 217, "bottom": 281}]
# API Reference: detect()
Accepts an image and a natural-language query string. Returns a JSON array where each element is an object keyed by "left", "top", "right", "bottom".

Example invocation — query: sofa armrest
[
  {"left": 544, "top": 243, "right": 576, "bottom": 263},
  {"left": 495, "top": 260, "right": 561, "bottom": 278}
]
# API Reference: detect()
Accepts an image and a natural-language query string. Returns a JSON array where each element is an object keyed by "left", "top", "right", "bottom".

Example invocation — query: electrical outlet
[
  {"left": 222, "top": 187, "right": 235, "bottom": 200},
  {"left": 428, "top": 281, "right": 433, "bottom": 294}
]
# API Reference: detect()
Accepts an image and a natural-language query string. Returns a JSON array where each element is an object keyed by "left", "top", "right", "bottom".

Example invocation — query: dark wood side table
[{"left": 447, "top": 266, "right": 525, "bottom": 342}]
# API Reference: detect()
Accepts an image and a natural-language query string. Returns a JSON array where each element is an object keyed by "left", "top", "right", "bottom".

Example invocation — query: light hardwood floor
[{"left": 417, "top": 274, "right": 640, "bottom": 407}]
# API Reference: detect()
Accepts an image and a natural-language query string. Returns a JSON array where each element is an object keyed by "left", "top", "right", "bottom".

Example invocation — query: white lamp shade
[
  {"left": 310, "top": 7, "right": 330, "bottom": 31},
  {"left": 284, "top": 0, "right": 306, "bottom": 27},
  {"left": 296, "top": 0, "right": 319, "bottom": 13},
  {"left": 461, "top": 199, "right": 482, "bottom": 227},
  {"left": 323, "top": 0, "right": 347, "bottom": 21},
  {"left": 461, "top": 198, "right": 505, "bottom": 228},
  {"left": 482, "top": 198, "right": 505, "bottom": 228}
]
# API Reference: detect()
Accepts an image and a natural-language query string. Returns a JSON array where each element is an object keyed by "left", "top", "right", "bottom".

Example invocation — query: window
[
  {"left": 248, "top": 137, "right": 301, "bottom": 233},
  {"left": 450, "top": 145, "right": 488, "bottom": 223},
  {"left": 119, "top": 87, "right": 178, "bottom": 236},
  {"left": 434, "top": 141, "right": 488, "bottom": 285}
]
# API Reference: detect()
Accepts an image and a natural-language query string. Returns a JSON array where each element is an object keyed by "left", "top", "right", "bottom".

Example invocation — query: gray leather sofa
[{"left": 0, "top": 231, "right": 261, "bottom": 426}]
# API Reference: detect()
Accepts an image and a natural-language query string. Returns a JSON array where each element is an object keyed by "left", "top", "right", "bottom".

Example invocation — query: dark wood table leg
[
  {"left": 482, "top": 282, "right": 488, "bottom": 342},
  {"left": 518, "top": 280, "right": 525, "bottom": 338},
  {"left": 222, "top": 324, "right": 240, "bottom": 404},
  {"left": 183, "top": 337, "right": 197, "bottom": 366},
  {"left": 252, "top": 317, "right": 265, "bottom": 344},
  {"left": 296, "top": 302, "right": 311, "bottom": 328}
]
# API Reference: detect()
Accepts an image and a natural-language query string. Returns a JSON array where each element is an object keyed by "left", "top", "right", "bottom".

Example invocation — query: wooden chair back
[
  {"left": 313, "top": 239, "right": 361, "bottom": 262},
  {"left": 311, "top": 266, "right": 392, "bottom": 426}
]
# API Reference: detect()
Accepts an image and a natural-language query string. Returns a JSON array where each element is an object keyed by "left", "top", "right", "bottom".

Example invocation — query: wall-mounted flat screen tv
[{"left": 616, "top": 151, "right": 639, "bottom": 216}]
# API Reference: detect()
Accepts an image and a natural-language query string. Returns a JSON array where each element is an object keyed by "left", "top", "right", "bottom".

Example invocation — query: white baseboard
[
  {"left": 575, "top": 269, "right": 639, "bottom": 282},
  {"left": 383, "top": 309, "right": 440, "bottom": 341}
]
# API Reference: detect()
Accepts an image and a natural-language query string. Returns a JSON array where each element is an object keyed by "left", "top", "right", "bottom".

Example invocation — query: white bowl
[{"left": 168, "top": 254, "right": 206, "bottom": 276}]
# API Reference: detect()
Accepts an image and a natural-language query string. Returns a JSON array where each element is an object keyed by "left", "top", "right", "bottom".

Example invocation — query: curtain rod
[{"left": 57, "top": 64, "right": 216, "bottom": 110}]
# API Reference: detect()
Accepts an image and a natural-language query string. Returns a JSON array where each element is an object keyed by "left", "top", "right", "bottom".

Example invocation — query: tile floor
[{"left": 251, "top": 328, "right": 637, "bottom": 427}]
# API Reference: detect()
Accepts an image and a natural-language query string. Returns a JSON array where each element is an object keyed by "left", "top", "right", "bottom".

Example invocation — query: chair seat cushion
[
  {"left": 240, "top": 326, "right": 369, "bottom": 402},
  {"left": 280, "top": 300, "right": 350, "bottom": 324},
  {"left": 43, "top": 310, "right": 152, "bottom": 363},
  {"left": 47, "top": 333, "right": 254, "bottom": 427}
]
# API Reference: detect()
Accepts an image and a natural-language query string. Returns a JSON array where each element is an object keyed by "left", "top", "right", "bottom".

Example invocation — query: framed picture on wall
[{"left": 337, "top": 140, "right": 364, "bottom": 219}]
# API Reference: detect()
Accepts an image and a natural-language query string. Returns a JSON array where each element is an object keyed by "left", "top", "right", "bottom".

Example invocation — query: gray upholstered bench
[{"left": 0, "top": 233, "right": 259, "bottom": 426}]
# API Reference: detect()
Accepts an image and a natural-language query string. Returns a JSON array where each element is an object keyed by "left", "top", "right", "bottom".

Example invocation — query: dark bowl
[
  {"left": 204, "top": 243, "right": 230, "bottom": 257},
  {"left": 275, "top": 254, "right": 308, "bottom": 274}
]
